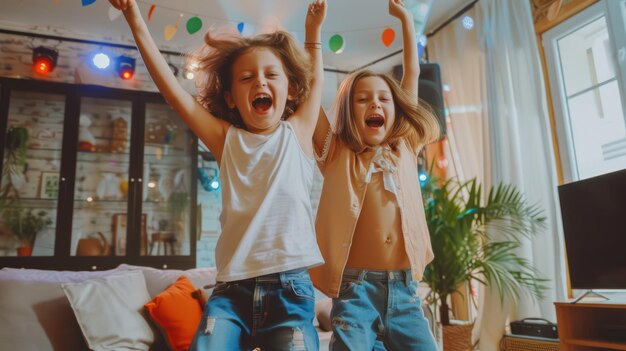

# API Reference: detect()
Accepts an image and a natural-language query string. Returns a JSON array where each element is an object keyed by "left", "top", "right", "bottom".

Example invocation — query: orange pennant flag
[{"left": 148, "top": 4, "right": 156, "bottom": 22}]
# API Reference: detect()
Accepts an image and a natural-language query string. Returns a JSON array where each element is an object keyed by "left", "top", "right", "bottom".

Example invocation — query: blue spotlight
[
  {"left": 199, "top": 167, "right": 220, "bottom": 192},
  {"left": 92, "top": 52, "right": 110, "bottom": 69},
  {"left": 462, "top": 15, "right": 474, "bottom": 30}
]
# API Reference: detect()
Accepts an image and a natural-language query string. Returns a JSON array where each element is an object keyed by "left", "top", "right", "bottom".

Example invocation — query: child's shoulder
[{"left": 398, "top": 136, "right": 422, "bottom": 156}]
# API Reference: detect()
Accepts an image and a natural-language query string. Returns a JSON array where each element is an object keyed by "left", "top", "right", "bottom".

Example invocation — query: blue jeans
[
  {"left": 330, "top": 268, "right": 437, "bottom": 351},
  {"left": 190, "top": 269, "right": 319, "bottom": 351}
]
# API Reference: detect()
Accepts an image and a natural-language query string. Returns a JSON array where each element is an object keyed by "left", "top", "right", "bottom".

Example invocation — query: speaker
[
  {"left": 393, "top": 63, "right": 446, "bottom": 135},
  {"left": 510, "top": 318, "right": 558, "bottom": 339}
]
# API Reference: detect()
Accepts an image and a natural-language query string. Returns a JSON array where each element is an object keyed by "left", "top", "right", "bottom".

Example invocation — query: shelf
[
  {"left": 144, "top": 154, "right": 189, "bottom": 165},
  {"left": 556, "top": 301, "right": 626, "bottom": 351},
  {"left": 143, "top": 200, "right": 170, "bottom": 205},
  {"left": 75, "top": 149, "right": 188, "bottom": 166},
  {"left": 77, "top": 151, "right": 130, "bottom": 162},
  {"left": 1, "top": 198, "right": 59, "bottom": 209},
  {"left": 73, "top": 199, "right": 128, "bottom": 210},
  {"left": 144, "top": 144, "right": 190, "bottom": 163},
  {"left": 74, "top": 199, "right": 127, "bottom": 203},
  {"left": 25, "top": 147, "right": 63, "bottom": 161},
  {"left": 71, "top": 199, "right": 174, "bottom": 210},
  {"left": 6, "top": 197, "right": 58, "bottom": 202},
  {"left": 144, "top": 143, "right": 187, "bottom": 154},
  {"left": 27, "top": 147, "right": 63, "bottom": 152},
  {"left": 567, "top": 338, "right": 626, "bottom": 350}
]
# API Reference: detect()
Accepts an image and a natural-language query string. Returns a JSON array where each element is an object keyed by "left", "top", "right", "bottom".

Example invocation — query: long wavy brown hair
[
  {"left": 333, "top": 70, "right": 440, "bottom": 151},
  {"left": 190, "top": 30, "right": 312, "bottom": 128}
]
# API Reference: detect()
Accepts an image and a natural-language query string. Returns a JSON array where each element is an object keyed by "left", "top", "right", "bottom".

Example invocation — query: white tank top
[{"left": 215, "top": 121, "right": 324, "bottom": 282}]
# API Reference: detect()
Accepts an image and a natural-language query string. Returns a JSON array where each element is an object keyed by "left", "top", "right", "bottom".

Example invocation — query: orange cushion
[{"left": 145, "top": 275, "right": 203, "bottom": 351}]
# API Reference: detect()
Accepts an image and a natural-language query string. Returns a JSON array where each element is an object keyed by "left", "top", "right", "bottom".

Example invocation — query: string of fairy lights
[
  {"left": 30, "top": 0, "right": 438, "bottom": 78},
  {"left": 89, "top": 0, "right": 433, "bottom": 53}
]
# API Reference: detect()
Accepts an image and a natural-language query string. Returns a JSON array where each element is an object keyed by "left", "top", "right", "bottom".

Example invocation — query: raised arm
[
  {"left": 312, "top": 106, "right": 332, "bottom": 162},
  {"left": 306, "top": 0, "right": 333, "bottom": 160},
  {"left": 389, "top": 0, "right": 419, "bottom": 99},
  {"left": 109, "top": 0, "right": 230, "bottom": 162},
  {"left": 291, "top": 0, "right": 326, "bottom": 153}
]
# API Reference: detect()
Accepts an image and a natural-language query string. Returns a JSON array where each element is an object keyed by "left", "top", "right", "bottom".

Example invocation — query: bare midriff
[{"left": 345, "top": 173, "right": 410, "bottom": 270}]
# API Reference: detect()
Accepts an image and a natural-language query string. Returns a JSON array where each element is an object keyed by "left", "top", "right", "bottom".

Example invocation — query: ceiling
[{"left": 0, "top": 0, "right": 472, "bottom": 73}]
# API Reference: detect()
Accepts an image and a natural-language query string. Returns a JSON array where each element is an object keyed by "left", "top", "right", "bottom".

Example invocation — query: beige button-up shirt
[{"left": 310, "top": 137, "right": 434, "bottom": 297}]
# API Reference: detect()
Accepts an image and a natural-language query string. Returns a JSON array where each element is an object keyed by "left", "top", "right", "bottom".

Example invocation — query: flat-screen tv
[{"left": 558, "top": 168, "right": 626, "bottom": 290}]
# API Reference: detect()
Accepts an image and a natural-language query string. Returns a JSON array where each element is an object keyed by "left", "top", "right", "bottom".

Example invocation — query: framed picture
[
  {"left": 39, "top": 172, "right": 60, "bottom": 199},
  {"left": 112, "top": 213, "right": 147, "bottom": 256}
]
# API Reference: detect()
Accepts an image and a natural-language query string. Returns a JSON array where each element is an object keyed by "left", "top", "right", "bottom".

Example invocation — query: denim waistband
[
  {"left": 343, "top": 268, "right": 412, "bottom": 285},
  {"left": 250, "top": 268, "right": 310, "bottom": 285}
]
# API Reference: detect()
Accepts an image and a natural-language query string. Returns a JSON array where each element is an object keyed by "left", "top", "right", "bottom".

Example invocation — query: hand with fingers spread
[
  {"left": 306, "top": 0, "right": 327, "bottom": 33},
  {"left": 108, "top": 0, "right": 135, "bottom": 12},
  {"left": 389, "top": 0, "right": 412, "bottom": 21},
  {"left": 388, "top": 0, "right": 419, "bottom": 97}
]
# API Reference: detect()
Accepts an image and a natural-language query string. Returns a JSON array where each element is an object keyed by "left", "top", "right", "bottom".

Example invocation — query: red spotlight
[
  {"left": 32, "top": 46, "right": 58, "bottom": 75},
  {"left": 121, "top": 70, "right": 133, "bottom": 80},
  {"left": 117, "top": 55, "right": 136, "bottom": 80}
]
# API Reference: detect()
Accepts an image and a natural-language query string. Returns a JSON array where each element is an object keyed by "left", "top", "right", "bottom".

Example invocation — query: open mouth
[
  {"left": 365, "top": 114, "right": 385, "bottom": 128},
  {"left": 252, "top": 94, "right": 272, "bottom": 113}
]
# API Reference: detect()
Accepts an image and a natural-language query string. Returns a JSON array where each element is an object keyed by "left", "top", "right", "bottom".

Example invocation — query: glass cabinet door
[
  {"left": 0, "top": 78, "right": 197, "bottom": 269},
  {"left": 142, "top": 102, "right": 192, "bottom": 257},
  {"left": 71, "top": 97, "right": 132, "bottom": 257},
  {"left": 0, "top": 91, "right": 65, "bottom": 257}
]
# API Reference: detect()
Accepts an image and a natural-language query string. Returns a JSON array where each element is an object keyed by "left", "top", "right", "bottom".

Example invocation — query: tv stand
[
  {"left": 571, "top": 290, "right": 609, "bottom": 304},
  {"left": 555, "top": 299, "right": 626, "bottom": 351}
]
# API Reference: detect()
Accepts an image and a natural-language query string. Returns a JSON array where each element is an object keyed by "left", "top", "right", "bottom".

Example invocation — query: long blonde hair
[
  {"left": 334, "top": 70, "right": 440, "bottom": 151},
  {"left": 192, "top": 30, "right": 312, "bottom": 128}
]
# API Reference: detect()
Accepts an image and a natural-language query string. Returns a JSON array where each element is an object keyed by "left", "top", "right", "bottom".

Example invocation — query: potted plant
[
  {"left": 1, "top": 126, "right": 29, "bottom": 198},
  {"left": 421, "top": 176, "right": 548, "bottom": 349},
  {"left": 0, "top": 204, "right": 52, "bottom": 256}
]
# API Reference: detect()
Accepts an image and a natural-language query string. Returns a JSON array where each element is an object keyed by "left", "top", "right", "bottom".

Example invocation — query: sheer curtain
[
  {"left": 429, "top": 0, "right": 567, "bottom": 349},
  {"left": 428, "top": 6, "right": 490, "bottom": 188},
  {"left": 429, "top": 4, "right": 492, "bottom": 343}
]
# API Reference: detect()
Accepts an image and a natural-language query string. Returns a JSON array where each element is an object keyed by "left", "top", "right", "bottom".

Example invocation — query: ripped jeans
[
  {"left": 190, "top": 269, "right": 319, "bottom": 351},
  {"left": 330, "top": 268, "right": 437, "bottom": 351}
]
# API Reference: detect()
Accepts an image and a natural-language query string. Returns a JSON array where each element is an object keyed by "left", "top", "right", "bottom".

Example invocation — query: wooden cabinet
[
  {"left": 555, "top": 300, "right": 626, "bottom": 351},
  {"left": 0, "top": 77, "right": 197, "bottom": 270}
]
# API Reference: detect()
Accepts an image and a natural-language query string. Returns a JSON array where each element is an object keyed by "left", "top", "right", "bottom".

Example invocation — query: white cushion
[
  {"left": 0, "top": 267, "right": 123, "bottom": 351},
  {"left": 62, "top": 270, "right": 155, "bottom": 351},
  {"left": 117, "top": 264, "right": 217, "bottom": 298}
]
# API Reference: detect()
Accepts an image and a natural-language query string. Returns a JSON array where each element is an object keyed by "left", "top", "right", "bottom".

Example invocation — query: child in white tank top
[{"left": 109, "top": 0, "right": 327, "bottom": 349}]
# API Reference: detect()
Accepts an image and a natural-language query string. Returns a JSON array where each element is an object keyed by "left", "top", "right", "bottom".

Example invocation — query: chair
[{"left": 149, "top": 232, "right": 177, "bottom": 256}]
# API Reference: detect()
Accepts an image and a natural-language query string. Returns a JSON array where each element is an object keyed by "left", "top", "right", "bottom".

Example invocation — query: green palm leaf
[{"left": 421, "top": 175, "right": 548, "bottom": 325}]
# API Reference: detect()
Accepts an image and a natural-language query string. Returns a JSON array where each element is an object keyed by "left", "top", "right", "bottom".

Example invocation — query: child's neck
[{"left": 244, "top": 120, "right": 282, "bottom": 135}]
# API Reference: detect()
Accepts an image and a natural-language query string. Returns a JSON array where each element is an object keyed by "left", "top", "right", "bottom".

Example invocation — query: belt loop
[
  {"left": 404, "top": 269, "right": 411, "bottom": 286},
  {"left": 357, "top": 269, "right": 367, "bottom": 282},
  {"left": 279, "top": 271, "right": 289, "bottom": 287}
]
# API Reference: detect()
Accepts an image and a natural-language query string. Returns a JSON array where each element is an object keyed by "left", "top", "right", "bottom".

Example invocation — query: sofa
[{"left": 0, "top": 264, "right": 332, "bottom": 351}]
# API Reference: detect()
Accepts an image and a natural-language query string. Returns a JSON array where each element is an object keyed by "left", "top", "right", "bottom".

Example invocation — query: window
[{"left": 544, "top": 0, "right": 626, "bottom": 182}]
